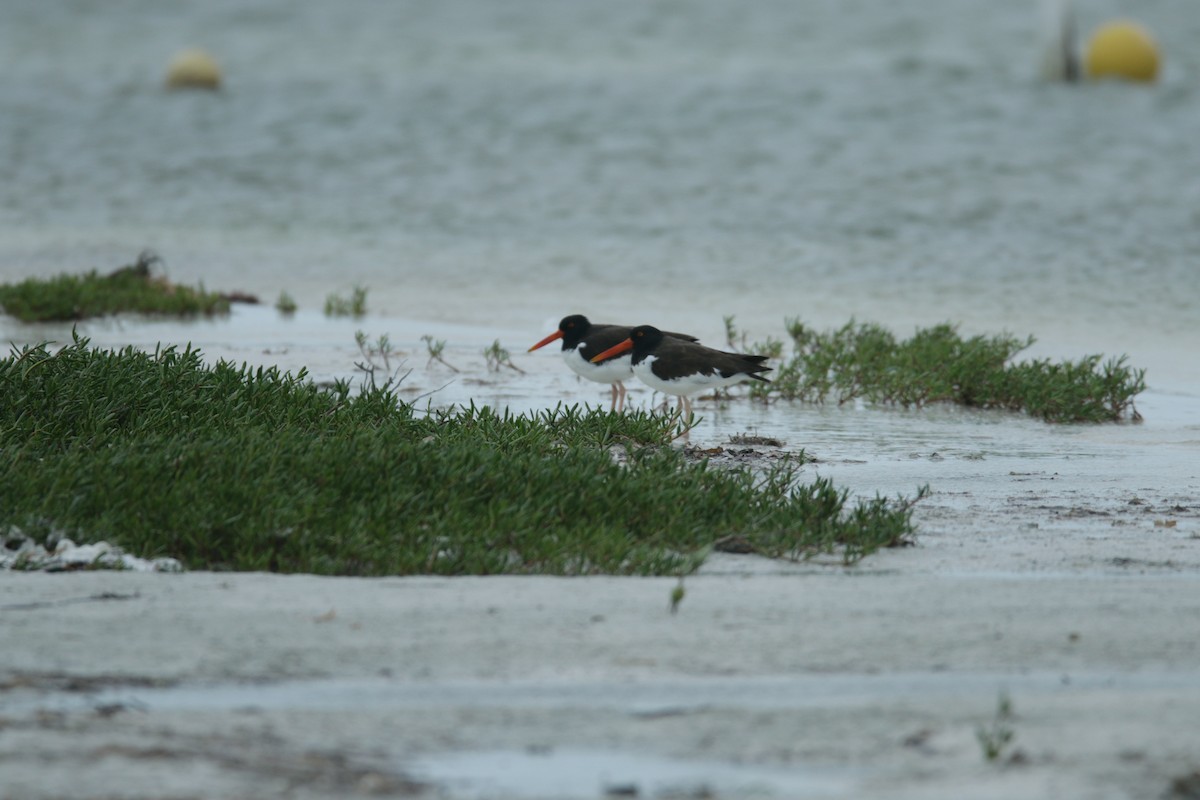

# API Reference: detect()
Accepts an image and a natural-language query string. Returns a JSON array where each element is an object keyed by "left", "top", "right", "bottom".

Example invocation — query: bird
[
  {"left": 589, "top": 324, "right": 772, "bottom": 418},
  {"left": 528, "top": 315, "right": 698, "bottom": 412}
]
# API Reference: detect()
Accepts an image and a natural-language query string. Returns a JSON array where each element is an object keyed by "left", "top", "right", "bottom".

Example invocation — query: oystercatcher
[
  {"left": 590, "top": 324, "right": 772, "bottom": 417},
  {"left": 528, "top": 315, "right": 698, "bottom": 411}
]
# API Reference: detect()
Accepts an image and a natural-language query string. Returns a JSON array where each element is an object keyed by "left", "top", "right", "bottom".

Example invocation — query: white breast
[
  {"left": 632, "top": 354, "right": 749, "bottom": 397},
  {"left": 563, "top": 348, "right": 633, "bottom": 384}
]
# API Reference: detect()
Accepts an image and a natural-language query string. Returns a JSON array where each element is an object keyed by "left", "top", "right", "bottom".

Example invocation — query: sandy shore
[
  {"left": 3, "top": 549, "right": 1200, "bottom": 799},
  {"left": 2, "top": 309, "right": 1199, "bottom": 799}
]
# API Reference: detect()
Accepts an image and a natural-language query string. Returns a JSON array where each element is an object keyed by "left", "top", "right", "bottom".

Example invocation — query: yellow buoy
[
  {"left": 165, "top": 48, "right": 222, "bottom": 90},
  {"left": 1084, "top": 20, "right": 1160, "bottom": 83}
]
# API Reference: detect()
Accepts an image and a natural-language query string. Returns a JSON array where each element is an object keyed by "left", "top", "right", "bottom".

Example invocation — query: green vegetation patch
[
  {"left": 324, "top": 286, "right": 367, "bottom": 317},
  {"left": 0, "top": 337, "right": 919, "bottom": 575},
  {"left": 0, "top": 254, "right": 232, "bottom": 322},
  {"left": 748, "top": 320, "right": 1145, "bottom": 423}
]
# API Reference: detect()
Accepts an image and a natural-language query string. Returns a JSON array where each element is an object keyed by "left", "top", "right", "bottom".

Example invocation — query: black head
[
  {"left": 627, "top": 325, "right": 666, "bottom": 357},
  {"left": 556, "top": 314, "right": 593, "bottom": 349}
]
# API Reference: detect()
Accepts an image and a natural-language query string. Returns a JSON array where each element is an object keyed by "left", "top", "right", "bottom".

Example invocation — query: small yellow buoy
[
  {"left": 165, "top": 48, "right": 222, "bottom": 90},
  {"left": 1084, "top": 20, "right": 1160, "bottom": 83}
]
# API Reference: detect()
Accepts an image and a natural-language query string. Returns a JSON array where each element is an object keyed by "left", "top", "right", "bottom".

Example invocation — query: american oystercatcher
[
  {"left": 590, "top": 324, "right": 772, "bottom": 417},
  {"left": 528, "top": 315, "right": 698, "bottom": 411}
]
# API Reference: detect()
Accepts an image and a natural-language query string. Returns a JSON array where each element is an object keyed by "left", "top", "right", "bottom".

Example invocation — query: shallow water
[
  {"left": 16, "top": 670, "right": 1200, "bottom": 716},
  {"left": 1, "top": 1, "right": 1198, "bottom": 369},
  {"left": 409, "top": 748, "right": 857, "bottom": 799}
]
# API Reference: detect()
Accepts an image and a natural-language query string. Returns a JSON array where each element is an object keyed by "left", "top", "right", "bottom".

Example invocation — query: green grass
[
  {"left": 0, "top": 336, "right": 920, "bottom": 575},
  {"left": 483, "top": 339, "right": 525, "bottom": 374},
  {"left": 0, "top": 254, "right": 230, "bottom": 321},
  {"left": 748, "top": 319, "right": 1145, "bottom": 423},
  {"left": 977, "top": 692, "right": 1017, "bottom": 763},
  {"left": 275, "top": 291, "right": 297, "bottom": 315},
  {"left": 324, "top": 285, "right": 368, "bottom": 317},
  {"left": 421, "top": 334, "right": 458, "bottom": 372}
]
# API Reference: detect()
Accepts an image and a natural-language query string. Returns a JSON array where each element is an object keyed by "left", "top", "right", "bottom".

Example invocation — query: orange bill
[
  {"left": 589, "top": 338, "right": 633, "bottom": 363},
  {"left": 528, "top": 329, "right": 564, "bottom": 352}
]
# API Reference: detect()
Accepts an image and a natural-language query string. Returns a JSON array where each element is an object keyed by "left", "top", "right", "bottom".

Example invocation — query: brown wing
[{"left": 651, "top": 337, "right": 772, "bottom": 382}]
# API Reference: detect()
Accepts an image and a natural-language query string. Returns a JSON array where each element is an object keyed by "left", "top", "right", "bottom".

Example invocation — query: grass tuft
[
  {"left": 977, "top": 692, "right": 1017, "bottom": 763},
  {"left": 422, "top": 334, "right": 458, "bottom": 372},
  {"left": 275, "top": 291, "right": 297, "bottom": 315},
  {"left": 483, "top": 339, "right": 526, "bottom": 374},
  {"left": 749, "top": 318, "right": 1144, "bottom": 423},
  {"left": 0, "top": 336, "right": 921, "bottom": 575},
  {"left": 0, "top": 252, "right": 232, "bottom": 321},
  {"left": 353, "top": 330, "right": 410, "bottom": 391},
  {"left": 324, "top": 285, "right": 368, "bottom": 317}
]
